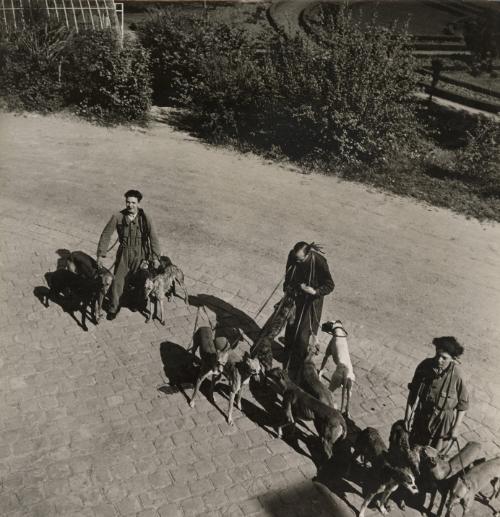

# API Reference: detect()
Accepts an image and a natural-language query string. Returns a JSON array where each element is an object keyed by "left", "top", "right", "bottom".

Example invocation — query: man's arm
[
  {"left": 97, "top": 214, "right": 118, "bottom": 259},
  {"left": 404, "top": 361, "right": 426, "bottom": 430},
  {"left": 450, "top": 374, "right": 469, "bottom": 438},
  {"left": 283, "top": 250, "right": 296, "bottom": 293},
  {"left": 147, "top": 215, "right": 161, "bottom": 261},
  {"left": 315, "top": 255, "right": 334, "bottom": 297}
]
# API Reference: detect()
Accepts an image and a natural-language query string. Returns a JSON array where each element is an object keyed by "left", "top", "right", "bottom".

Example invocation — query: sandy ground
[{"left": 0, "top": 109, "right": 500, "bottom": 516}]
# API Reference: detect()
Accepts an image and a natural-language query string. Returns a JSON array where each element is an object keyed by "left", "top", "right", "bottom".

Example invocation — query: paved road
[{"left": 0, "top": 110, "right": 499, "bottom": 516}]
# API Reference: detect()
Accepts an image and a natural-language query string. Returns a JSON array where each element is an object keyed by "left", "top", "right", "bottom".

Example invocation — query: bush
[
  {"left": 64, "top": 31, "right": 152, "bottom": 122},
  {"left": 140, "top": 6, "right": 420, "bottom": 165},
  {"left": 0, "top": 12, "right": 152, "bottom": 122},
  {"left": 454, "top": 119, "right": 500, "bottom": 197},
  {"left": 0, "top": 14, "right": 70, "bottom": 111},
  {"left": 137, "top": 8, "right": 264, "bottom": 106}
]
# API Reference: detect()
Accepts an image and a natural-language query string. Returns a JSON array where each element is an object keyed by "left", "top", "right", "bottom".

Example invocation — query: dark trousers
[
  {"left": 109, "top": 246, "right": 145, "bottom": 313},
  {"left": 284, "top": 300, "right": 314, "bottom": 381}
]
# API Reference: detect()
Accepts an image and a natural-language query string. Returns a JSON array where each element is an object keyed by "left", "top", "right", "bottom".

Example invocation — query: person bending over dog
[
  {"left": 97, "top": 189, "right": 161, "bottom": 320},
  {"left": 404, "top": 336, "right": 469, "bottom": 453},
  {"left": 282, "top": 241, "right": 334, "bottom": 380}
]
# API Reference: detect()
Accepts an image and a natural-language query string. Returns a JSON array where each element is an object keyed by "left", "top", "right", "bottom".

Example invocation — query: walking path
[{"left": 0, "top": 110, "right": 499, "bottom": 516}]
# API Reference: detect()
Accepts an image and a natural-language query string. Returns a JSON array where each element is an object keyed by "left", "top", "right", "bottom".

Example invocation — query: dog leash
[
  {"left": 200, "top": 305, "right": 215, "bottom": 331},
  {"left": 186, "top": 306, "right": 201, "bottom": 352},
  {"left": 404, "top": 382, "right": 424, "bottom": 432},
  {"left": 253, "top": 266, "right": 293, "bottom": 320},
  {"left": 453, "top": 437, "right": 471, "bottom": 489}
]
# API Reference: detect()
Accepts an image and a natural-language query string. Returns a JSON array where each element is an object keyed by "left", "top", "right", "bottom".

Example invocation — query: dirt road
[{"left": 0, "top": 109, "right": 499, "bottom": 516}]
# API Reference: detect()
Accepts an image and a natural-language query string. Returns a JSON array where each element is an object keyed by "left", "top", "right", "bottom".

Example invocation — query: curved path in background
[
  {"left": 0, "top": 109, "right": 499, "bottom": 516},
  {"left": 267, "top": 0, "right": 313, "bottom": 38},
  {"left": 267, "top": 0, "right": 500, "bottom": 118}
]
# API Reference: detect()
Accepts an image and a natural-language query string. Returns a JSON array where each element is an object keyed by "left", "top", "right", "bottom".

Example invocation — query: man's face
[
  {"left": 294, "top": 247, "right": 308, "bottom": 263},
  {"left": 435, "top": 350, "right": 453, "bottom": 371},
  {"left": 125, "top": 196, "right": 139, "bottom": 215}
]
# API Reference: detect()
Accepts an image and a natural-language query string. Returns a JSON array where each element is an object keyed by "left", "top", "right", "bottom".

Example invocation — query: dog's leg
[
  {"left": 227, "top": 390, "right": 237, "bottom": 426},
  {"left": 96, "top": 293, "right": 101, "bottom": 324},
  {"left": 428, "top": 486, "right": 438, "bottom": 515},
  {"left": 318, "top": 348, "right": 331, "bottom": 379},
  {"left": 97, "top": 290, "right": 105, "bottom": 323},
  {"left": 189, "top": 370, "right": 212, "bottom": 408},
  {"left": 461, "top": 493, "right": 473, "bottom": 517},
  {"left": 178, "top": 281, "right": 189, "bottom": 304},
  {"left": 276, "top": 395, "right": 295, "bottom": 438},
  {"left": 436, "top": 484, "right": 449, "bottom": 517},
  {"left": 490, "top": 478, "right": 500, "bottom": 502},
  {"left": 359, "top": 484, "right": 388, "bottom": 517},
  {"left": 209, "top": 374, "right": 219, "bottom": 404},
  {"left": 378, "top": 481, "right": 399, "bottom": 515},
  {"left": 81, "top": 298, "right": 88, "bottom": 331},
  {"left": 341, "top": 382, "right": 346, "bottom": 415},
  {"left": 445, "top": 494, "right": 460, "bottom": 517},
  {"left": 345, "top": 380, "right": 352, "bottom": 418},
  {"left": 159, "top": 297, "right": 165, "bottom": 325},
  {"left": 236, "top": 386, "right": 244, "bottom": 411}
]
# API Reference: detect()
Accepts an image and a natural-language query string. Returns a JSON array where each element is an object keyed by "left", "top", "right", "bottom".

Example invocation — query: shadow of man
[
  {"left": 159, "top": 340, "right": 198, "bottom": 400},
  {"left": 188, "top": 293, "right": 261, "bottom": 344},
  {"left": 56, "top": 248, "right": 71, "bottom": 270}
]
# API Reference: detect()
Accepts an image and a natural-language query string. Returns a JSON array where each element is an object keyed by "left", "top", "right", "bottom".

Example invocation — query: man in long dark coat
[
  {"left": 97, "top": 189, "right": 161, "bottom": 320},
  {"left": 283, "top": 242, "right": 334, "bottom": 378}
]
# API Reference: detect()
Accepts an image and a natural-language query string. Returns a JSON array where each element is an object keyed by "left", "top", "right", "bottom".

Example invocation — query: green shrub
[
  {"left": 63, "top": 30, "right": 152, "bottom": 122},
  {"left": 140, "top": 6, "right": 420, "bottom": 165},
  {"left": 455, "top": 119, "right": 500, "bottom": 197},
  {"left": 0, "top": 13, "right": 152, "bottom": 122},
  {"left": 0, "top": 14, "right": 70, "bottom": 111}
]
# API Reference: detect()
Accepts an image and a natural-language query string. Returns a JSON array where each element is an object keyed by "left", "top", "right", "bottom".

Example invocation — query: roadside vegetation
[
  {"left": 0, "top": 9, "right": 151, "bottom": 122},
  {"left": 1, "top": 3, "right": 498, "bottom": 221}
]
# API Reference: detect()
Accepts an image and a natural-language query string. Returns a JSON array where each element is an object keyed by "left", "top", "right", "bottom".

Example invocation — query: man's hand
[
  {"left": 300, "top": 283, "right": 317, "bottom": 296},
  {"left": 97, "top": 257, "right": 104, "bottom": 268},
  {"left": 152, "top": 258, "right": 160, "bottom": 270}
]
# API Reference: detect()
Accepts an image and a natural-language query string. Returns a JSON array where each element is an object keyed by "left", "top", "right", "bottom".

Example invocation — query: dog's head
[
  {"left": 242, "top": 352, "right": 261, "bottom": 379},
  {"left": 321, "top": 320, "right": 348, "bottom": 337},
  {"left": 158, "top": 256, "right": 173, "bottom": 273},
  {"left": 98, "top": 268, "right": 113, "bottom": 292},
  {"left": 393, "top": 466, "right": 419, "bottom": 495},
  {"left": 144, "top": 277, "right": 154, "bottom": 299},
  {"left": 139, "top": 259, "right": 150, "bottom": 271},
  {"left": 416, "top": 445, "right": 441, "bottom": 470},
  {"left": 389, "top": 419, "right": 409, "bottom": 446},
  {"left": 273, "top": 294, "right": 296, "bottom": 322},
  {"left": 267, "top": 367, "right": 291, "bottom": 390}
]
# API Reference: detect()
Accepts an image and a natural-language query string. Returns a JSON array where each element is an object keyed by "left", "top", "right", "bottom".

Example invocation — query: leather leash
[{"left": 453, "top": 437, "right": 471, "bottom": 489}]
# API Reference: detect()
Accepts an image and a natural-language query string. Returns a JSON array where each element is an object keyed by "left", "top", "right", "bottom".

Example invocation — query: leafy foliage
[
  {"left": 455, "top": 119, "right": 500, "bottom": 197},
  {"left": 1, "top": 12, "right": 151, "bottom": 122},
  {"left": 0, "top": 13, "right": 70, "bottom": 111},
  {"left": 139, "top": 6, "right": 420, "bottom": 164},
  {"left": 64, "top": 31, "right": 152, "bottom": 122}
]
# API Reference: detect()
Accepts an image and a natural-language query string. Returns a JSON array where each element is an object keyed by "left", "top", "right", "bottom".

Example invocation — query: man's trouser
[
  {"left": 284, "top": 305, "right": 312, "bottom": 381},
  {"left": 109, "top": 247, "right": 145, "bottom": 313}
]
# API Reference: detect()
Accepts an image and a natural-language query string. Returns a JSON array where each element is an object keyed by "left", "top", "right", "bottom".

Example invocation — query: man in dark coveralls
[
  {"left": 97, "top": 189, "right": 161, "bottom": 320},
  {"left": 283, "top": 241, "right": 334, "bottom": 378}
]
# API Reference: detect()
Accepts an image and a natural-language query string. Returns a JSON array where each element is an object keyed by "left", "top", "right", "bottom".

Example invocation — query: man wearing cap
[
  {"left": 97, "top": 189, "right": 161, "bottom": 320},
  {"left": 404, "top": 336, "right": 469, "bottom": 452}
]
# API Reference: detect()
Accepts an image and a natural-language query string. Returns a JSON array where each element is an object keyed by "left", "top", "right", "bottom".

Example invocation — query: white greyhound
[{"left": 319, "top": 320, "right": 355, "bottom": 417}]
